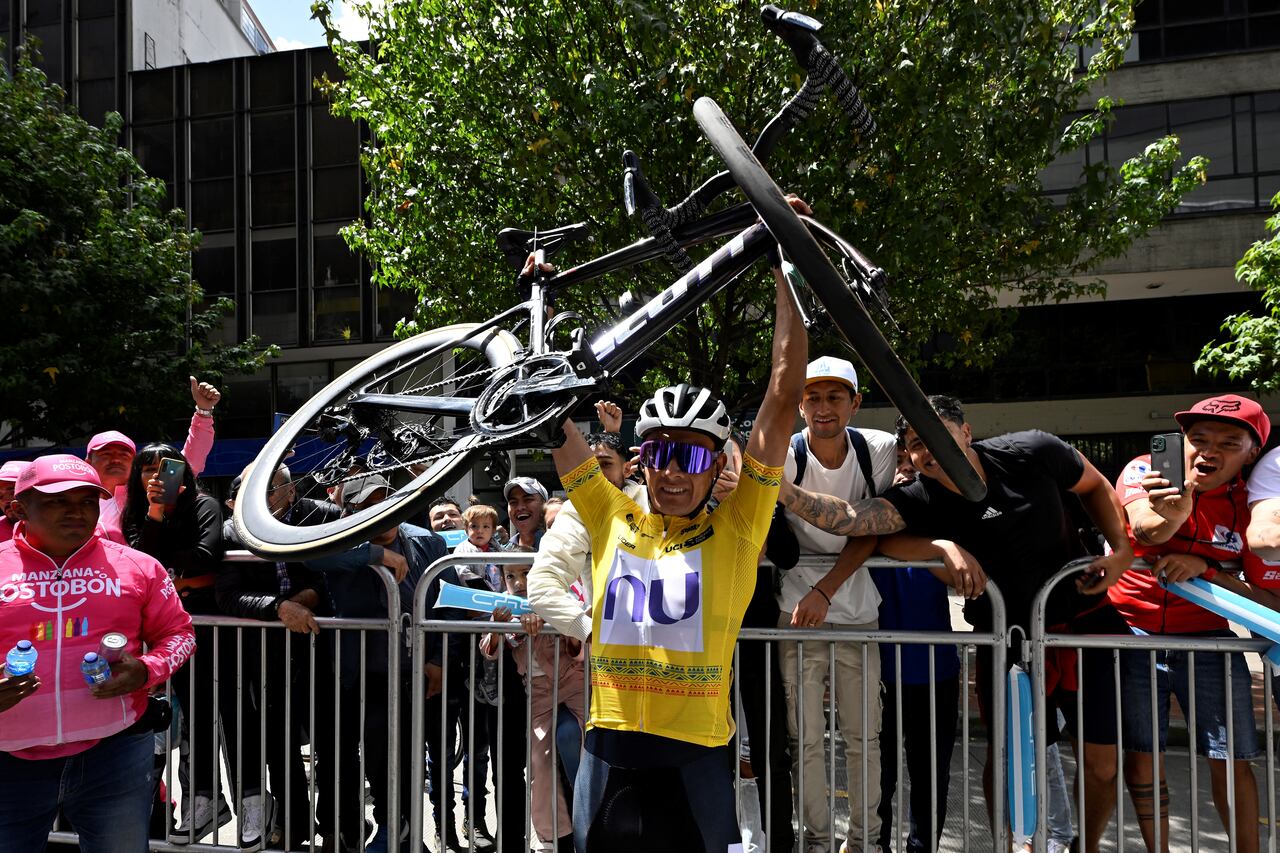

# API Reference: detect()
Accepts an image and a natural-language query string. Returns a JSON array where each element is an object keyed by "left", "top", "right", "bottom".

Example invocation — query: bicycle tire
[
  {"left": 234, "top": 323, "right": 523, "bottom": 559},
  {"left": 693, "top": 97, "right": 987, "bottom": 502}
]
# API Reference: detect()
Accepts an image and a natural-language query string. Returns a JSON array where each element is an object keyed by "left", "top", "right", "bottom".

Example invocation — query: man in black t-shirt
[{"left": 775, "top": 395, "right": 1134, "bottom": 853}]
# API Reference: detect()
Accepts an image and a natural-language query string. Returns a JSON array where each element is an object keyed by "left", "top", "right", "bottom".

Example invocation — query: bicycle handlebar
[{"left": 624, "top": 5, "right": 877, "bottom": 268}]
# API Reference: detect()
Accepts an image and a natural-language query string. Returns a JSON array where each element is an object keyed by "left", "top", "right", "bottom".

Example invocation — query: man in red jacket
[
  {"left": 1109, "top": 394, "right": 1269, "bottom": 853},
  {"left": 0, "top": 454, "right": 195, "bottom": 853}
]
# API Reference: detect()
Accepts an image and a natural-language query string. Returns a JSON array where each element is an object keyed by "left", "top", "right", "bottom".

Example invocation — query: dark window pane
[
  {"left": 250, "top": 52, "right": 294, "bottom": 108},
  {"left": 1258, "top": 93, "right": 1280, "bottom": 171},
  {"left": 1235, "top": 96, "right": 1254, "bottom": 172},
  {"left": 27, "top": 0, "right": 60, "bottom": 25},
  {"left": 1107, "top": 104, "right": 1167, "bottom": 163},
  {"left": 1164, "top": 21, "right": 1235, "bottom": 56},
  {"left": 310, "top": 49, "right": 345, "bottom": 90},
  {"left": 252, "top": 173, "right": 296, "bottom": 226},
  {"left": 193, "top": 245, "right": 237, "bottom": 296},
  {"left": 190, "top": 179, "right": 235, "bottom": 231},
  {"left": 197, "top": 299, "right": 237, "bottom": 346},
  {"left": 132, "top": 70, "right": 174, "bottom": 121},
  {"left": 0, "top": 4, "right": 10, "bottom": 29},
  {"left": 1254, "top": 13, "right": 1280, "bottom": 46},
  {"left": 1135, "top": 27, "right": 1164, "bottom": 60},
  {"left": 77, "top": 79, "right": 115, "bottom": 128},
  {"left": 251, "top": 112, "right": 295, "bottom": 172},
  {"left": 377, "top": 286, "right": 416, "bottom": 339},
  {"left": 220, "top": 373, "right": 272, "bottom": 439},
  {"left": 1169, "top": 97, "right": 1232, "bottom": 175},
  {"left": 314, "top": 235, "right": 359, "bottom": 287},
  {"left": 1253, "top": 1, "right": 1280, "bottom": 13},
  {"left": 313, "top": 286, "right": 362, "bottom": 343},
  {"left": 190, "top": 62, "right": 233, "bottom": 115},
  {"left": 77, "top": 16, "right": 114, "bottom": 79},
  {"left": 79, "top": 0, "right": 116, "bottom": 17},
  {"left": 1260, "top": 175, "right": 1280, "bottom": 207},
  {"left": 312, "top": 104, "right": 358, "bottom": 166},
  {"left": 1135, "top": 1, "right": 1159, "bottom": 26},
  {"left": 28, "top": 24, "right": 62, "bottom": 84},
  {"left": 190, "top": 117, "right": 235, "bottom": 179},
  {"left": 252, "top": 290, "right": 298, "bottom": 346},
  {"left": 313, "top": 166, "right": 360, "bottom": 221},
  {"left": 1163, "top": 0, "right": 1227, "bottom": 22},
  {"left": 132, "top": 123, "right": 174, "bottom": 182},
  {"left": 1041, "top": 145, "right": 1085, "bottom": 192},
  {"left": 277, "top": 363, "right": 330, "bottom": 412},
  {"left": 251, "top": 238, "right": 297, "bottom": 293},
  {"left": 1176, "top": 176, "right": 1257, "bottom": 212}
]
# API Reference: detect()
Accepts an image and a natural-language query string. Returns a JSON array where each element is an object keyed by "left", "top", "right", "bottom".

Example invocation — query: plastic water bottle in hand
[
  {"left": 5, "top": 640, "right": 37, "bottom": 677},
  {"left": 81, "top": 652, "right": 111, "bottom": 686}
]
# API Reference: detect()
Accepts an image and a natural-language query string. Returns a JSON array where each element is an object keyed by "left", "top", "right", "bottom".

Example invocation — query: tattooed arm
[
  {"left": 1248, "top": 498, "right": 1280, "bottom": 562},
  {"left": 777, "top": 479, "right": 907, "bottom": 537}
]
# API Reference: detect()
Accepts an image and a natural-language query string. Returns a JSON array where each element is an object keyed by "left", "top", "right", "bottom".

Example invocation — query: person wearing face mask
[{"left": 1107, "top": 394, "right": 1269, "bottom": 853}]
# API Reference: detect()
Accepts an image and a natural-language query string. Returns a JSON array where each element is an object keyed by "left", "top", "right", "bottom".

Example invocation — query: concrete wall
[
  {"left": 1088, "top": 50, "right": 1280, "bottom": 108},
  {"left": 130, "top": 0, "right": 256, "bottom": 70}
]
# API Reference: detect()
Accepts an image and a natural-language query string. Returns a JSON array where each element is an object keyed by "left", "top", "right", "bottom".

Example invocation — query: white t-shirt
[
  {"left": 778, "top": 426, "right": 897, "bottom": 625},
  {"left": 1248, "top": 446, "right": 1280, "bottom": 505}
]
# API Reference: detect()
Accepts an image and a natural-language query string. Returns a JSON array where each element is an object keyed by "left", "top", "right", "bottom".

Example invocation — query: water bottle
[
  {"left": 5, "top": 640, "right": 37, "bottom": 677},
  {"left": 81, "top": 652, "right": 111, "bottom": 686}
]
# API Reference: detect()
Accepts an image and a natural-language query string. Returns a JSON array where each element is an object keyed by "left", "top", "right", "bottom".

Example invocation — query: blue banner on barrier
[
  {"left": 1008, "top": 664, "right": 1037, "bottom": 838},
  {"left": 435, "top": 580, "right": 534, "bottom": 616},
  {"left": 1165, "top": 576, "right": 1280, "bottom": 644}
]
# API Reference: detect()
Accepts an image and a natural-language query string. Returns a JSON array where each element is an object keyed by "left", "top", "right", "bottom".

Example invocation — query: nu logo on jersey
[{"left": 600, "top": 549, "right": 703, "bottom": 652}]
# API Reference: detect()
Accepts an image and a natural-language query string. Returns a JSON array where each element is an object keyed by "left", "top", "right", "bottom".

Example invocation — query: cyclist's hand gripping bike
[{"left": 234, "top": 5, "right": 987, "bottom": 560}]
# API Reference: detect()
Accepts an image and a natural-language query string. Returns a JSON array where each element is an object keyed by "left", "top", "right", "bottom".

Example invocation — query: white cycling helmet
[{"left": 635, "top": 383, "right": 731, "bottom": 449}]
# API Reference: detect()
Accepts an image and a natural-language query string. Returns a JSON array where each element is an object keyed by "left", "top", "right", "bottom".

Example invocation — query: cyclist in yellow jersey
[{"left": 546, "top": 207, "right": 807, "bottom": 853}]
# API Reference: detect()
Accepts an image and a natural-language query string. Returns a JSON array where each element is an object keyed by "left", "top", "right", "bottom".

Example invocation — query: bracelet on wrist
[
  {"left": 810, "top": 584, "right": 831, "bottom": 605},
  {"left": 195, "top": 406, "right": 213, "bottom": 417}
]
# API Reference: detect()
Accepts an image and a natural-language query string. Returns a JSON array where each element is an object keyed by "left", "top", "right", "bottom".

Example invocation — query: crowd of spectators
[{"left": 5, "top": 364, "right": 1280, "bottom": 853}]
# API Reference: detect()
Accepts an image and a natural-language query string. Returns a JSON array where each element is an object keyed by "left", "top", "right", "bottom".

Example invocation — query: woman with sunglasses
[{"left": 548, "top": 224, "right": 807, "bottom": 853}]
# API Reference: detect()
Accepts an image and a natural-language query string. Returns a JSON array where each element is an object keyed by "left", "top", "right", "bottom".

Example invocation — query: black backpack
[{"left": 765, "top": 428, "right": 877, "bottom": 570}]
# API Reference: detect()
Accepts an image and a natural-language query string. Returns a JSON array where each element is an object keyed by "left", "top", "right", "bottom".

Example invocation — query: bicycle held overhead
[{"left": 233, "top": 3, "right": 987, "bottom": 562}]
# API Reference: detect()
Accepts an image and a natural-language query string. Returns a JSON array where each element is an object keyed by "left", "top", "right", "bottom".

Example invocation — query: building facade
[{"left": 4, "top": 1, "right": 1279, "bottom": 480}]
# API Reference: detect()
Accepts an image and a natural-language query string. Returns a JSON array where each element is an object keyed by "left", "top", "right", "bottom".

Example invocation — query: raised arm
[
  {"left": 778, "top": 479, "right": 906, "bottom": 537},
  {"left": 744, "top": 256, "right": 807, "bottom": 468},
  {"left": 1249, "top": 498, "right": 1280, "bottom": 562},
  {"left": 1070, "top": 451, "right": 1136, "bottom": 593}
]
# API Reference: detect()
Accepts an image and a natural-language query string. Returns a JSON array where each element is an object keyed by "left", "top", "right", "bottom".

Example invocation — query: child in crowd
[
  {"left": 482, "top": 556, "right": 584, "bottom": 853},
  {"left": 455, "top": 504, "right": 500, "bottom": 588}
]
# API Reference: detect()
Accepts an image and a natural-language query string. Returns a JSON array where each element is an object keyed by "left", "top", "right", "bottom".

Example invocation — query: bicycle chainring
[{"left": 470, "top": 354, "right": 581, "bottom": 443}]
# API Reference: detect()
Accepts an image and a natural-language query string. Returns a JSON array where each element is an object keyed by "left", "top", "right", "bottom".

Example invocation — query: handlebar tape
[
  {"left": 641, "top": 205, "right": 696, "bottom": 273},
  {"left": 810, "top": 46, "right": 876, "bottom": 139}
]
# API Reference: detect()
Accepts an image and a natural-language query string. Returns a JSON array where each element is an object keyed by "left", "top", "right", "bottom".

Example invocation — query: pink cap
[
  {"left": 86, "top": 430, "right": 136, "bottom": 456},
  {"left": 15, "top": 454, "right": 112, "bottom": 498},
  {"left": 0, "top": 461, "right": 29, "bottom": 483}
]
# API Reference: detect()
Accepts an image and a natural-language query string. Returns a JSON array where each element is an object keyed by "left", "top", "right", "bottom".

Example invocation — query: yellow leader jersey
[{"left": 561, "top": 453, "right": 782, "bottom": 747}]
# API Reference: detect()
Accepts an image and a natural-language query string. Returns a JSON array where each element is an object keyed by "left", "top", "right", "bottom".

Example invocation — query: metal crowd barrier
[
  {"left": 1029, "top": 558, "right": 1276, "bottom": 853},
  {"left": 46, "top": 551, "right": 403, "bottom": 853},
  {"left": 409, "top": 552, "right": 1011, "bottom": 853}
]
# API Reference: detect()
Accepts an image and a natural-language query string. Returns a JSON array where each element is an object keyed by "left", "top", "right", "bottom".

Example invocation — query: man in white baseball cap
[
  {"left": 776, "top": 354, "right": 897, "bottom": 853},
  {"left": 503, "top": 477, "right": 548, "bottom": 551}
]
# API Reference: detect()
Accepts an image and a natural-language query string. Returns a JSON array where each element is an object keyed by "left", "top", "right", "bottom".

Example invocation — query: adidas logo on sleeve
[{"left": 980, "top": 506, "right": 1002, "bottom": 520}]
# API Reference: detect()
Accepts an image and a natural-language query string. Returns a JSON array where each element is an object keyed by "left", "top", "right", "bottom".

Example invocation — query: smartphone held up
[
  {"left": 157, "top": 458, "right": 185, "bottom": 506},
  {"left": 1150, "top": 432, "right": 1186, "bottom": 494}
]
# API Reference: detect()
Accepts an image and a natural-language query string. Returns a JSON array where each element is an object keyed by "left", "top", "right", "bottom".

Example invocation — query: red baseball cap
[
  {"left": 15, "top": 454, "right": 112, "bottom": 498},
  {"left": 0, "top": 461, "right": 29, "bottom": 483},
  {"left": 86, "top": 430, "right": 136, "bottom": 455},
  {"left": 1174, "top": 394, "right": 1271, "bottom": 447}
]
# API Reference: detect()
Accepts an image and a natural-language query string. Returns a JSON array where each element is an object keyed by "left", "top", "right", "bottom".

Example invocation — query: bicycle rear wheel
[
  {"left": 233, "top": 323, "right": 522, "bottom": 559},
  {"left": 693, "top": 96, "right": 986, "bottom": 502}
]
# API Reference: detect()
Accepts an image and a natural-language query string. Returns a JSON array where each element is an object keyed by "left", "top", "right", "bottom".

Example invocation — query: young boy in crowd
[
  {"left": 482, "top": 554, "right": 584, "bottom": 853},
  {"left": 455, "top": 504, "right": 501, "bottom": 588}
]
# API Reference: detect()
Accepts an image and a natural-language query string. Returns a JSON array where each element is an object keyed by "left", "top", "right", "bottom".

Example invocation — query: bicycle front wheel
[
  {"left": 233, "top": 323, "right": 523, "bottom": 559},
  {"left": 693, "top": 96, "right": 986, "bottom": 502}
]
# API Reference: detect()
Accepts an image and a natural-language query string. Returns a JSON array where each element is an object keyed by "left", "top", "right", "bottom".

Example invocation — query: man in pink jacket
[
  {"left": 0, "top": 454, "right": 195, "bottom": 853},
  {"left": 88, "top": 376, "right": 220, "bottom": 543}
]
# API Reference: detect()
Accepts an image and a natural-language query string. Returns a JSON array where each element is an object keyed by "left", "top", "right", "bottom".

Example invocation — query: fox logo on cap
[{"left": 1201, "top": 398, "right": 1243, "bottom": 414}]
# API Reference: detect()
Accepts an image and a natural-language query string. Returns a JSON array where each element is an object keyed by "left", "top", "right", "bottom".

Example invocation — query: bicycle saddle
[{"left": 496, "top": 222, "right": 590, "bottom": 269}]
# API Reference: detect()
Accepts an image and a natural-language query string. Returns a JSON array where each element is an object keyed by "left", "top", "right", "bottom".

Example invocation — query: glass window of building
[
  {"left": 251, "top": 236, "right": 297, "bottom": 292},
  {"left": 252, "top": 290, "right": 299, "bottom": 346},
  {"left": 251, "top": 172, "right": 296, "bottom": 227},
  {"left": 190, "top": 63, "right": 234, "bottom": 116},
  {"left": 190, "top": 117, "right": 235, "bottom": 180},
  {"left": 28, "top": 24, "right": 63, "bottom": 84},
  {"left": 220, "top": 372, "right": 272, "bottom": 438},
  {"left": 377, "top": 286, "right": 418, "bottom": 340},
  {"left": 26, "top": 0, "right": 60, "bottom": 26},
  {"left": 77, "top": 79, "right": 115, "bottom": 128},
  {"left": 251, "top": 112, "right": 295, "bottom": 173},
  {"left": 311, "top": 103, "right": 358, "bottom": 166},
  {"left": 194, "top": 244, "right": 237, "bottom": 297},
  {"left": 132, "top": 71, "right": 174, "bottom": 122},
  {"left": 132, "top": 122, "right": 175, "bottom": 183},
  {"left": 190, "top": 178, "right": 236, "bottom": 232},
  {"left": 313, "top": 166, "right": 360, "bottom": 222},
  {"left": 77, "top": 16, "right": 115, "bottom": 80},
  {"left": 276, "top": 362, "right": 331, "bottom": 415},
  {"left": 313, "top": 234, "right": 361, "bottom": 343},
  {"left": 1258, "top": 93, "right": 1280, "bottom": 172},
  {"left": 250, "top": 52, "right": 294, "bottom": 109}
]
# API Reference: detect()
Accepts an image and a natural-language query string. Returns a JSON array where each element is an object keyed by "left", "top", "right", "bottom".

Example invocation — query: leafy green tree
[
  {"left": 315, "top": 0, "right": 1204, "bottom": 406},
  {"left": 1196, "top": 193, "right": 1280, "bottom": 393},
  {"left": 0, "top": 45, "right": 274, "bottom": 448}
]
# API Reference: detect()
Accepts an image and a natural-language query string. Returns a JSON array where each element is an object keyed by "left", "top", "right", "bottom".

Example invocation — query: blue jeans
[
  {"left": 0, "top": 730, "right": 155, "bottom": 853},
  {"left": 1120, "top": 632, "right": 1262, "bottom": 759},
  {"left": 555, "top": 705, "right": 582, "bottom": 785}
]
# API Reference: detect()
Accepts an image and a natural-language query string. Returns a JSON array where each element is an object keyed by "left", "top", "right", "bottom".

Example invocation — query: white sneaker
[
  {"left": 240, "top": 794, "right": 278, "bottom": 851},
  {"left": 171, "top": 794, "right": 232, "bottom": 844}
]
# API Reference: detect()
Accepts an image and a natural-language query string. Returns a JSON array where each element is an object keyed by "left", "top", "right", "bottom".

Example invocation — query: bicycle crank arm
[{"left": 347, "top": 393, "right": 475, "bottom": 418}]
